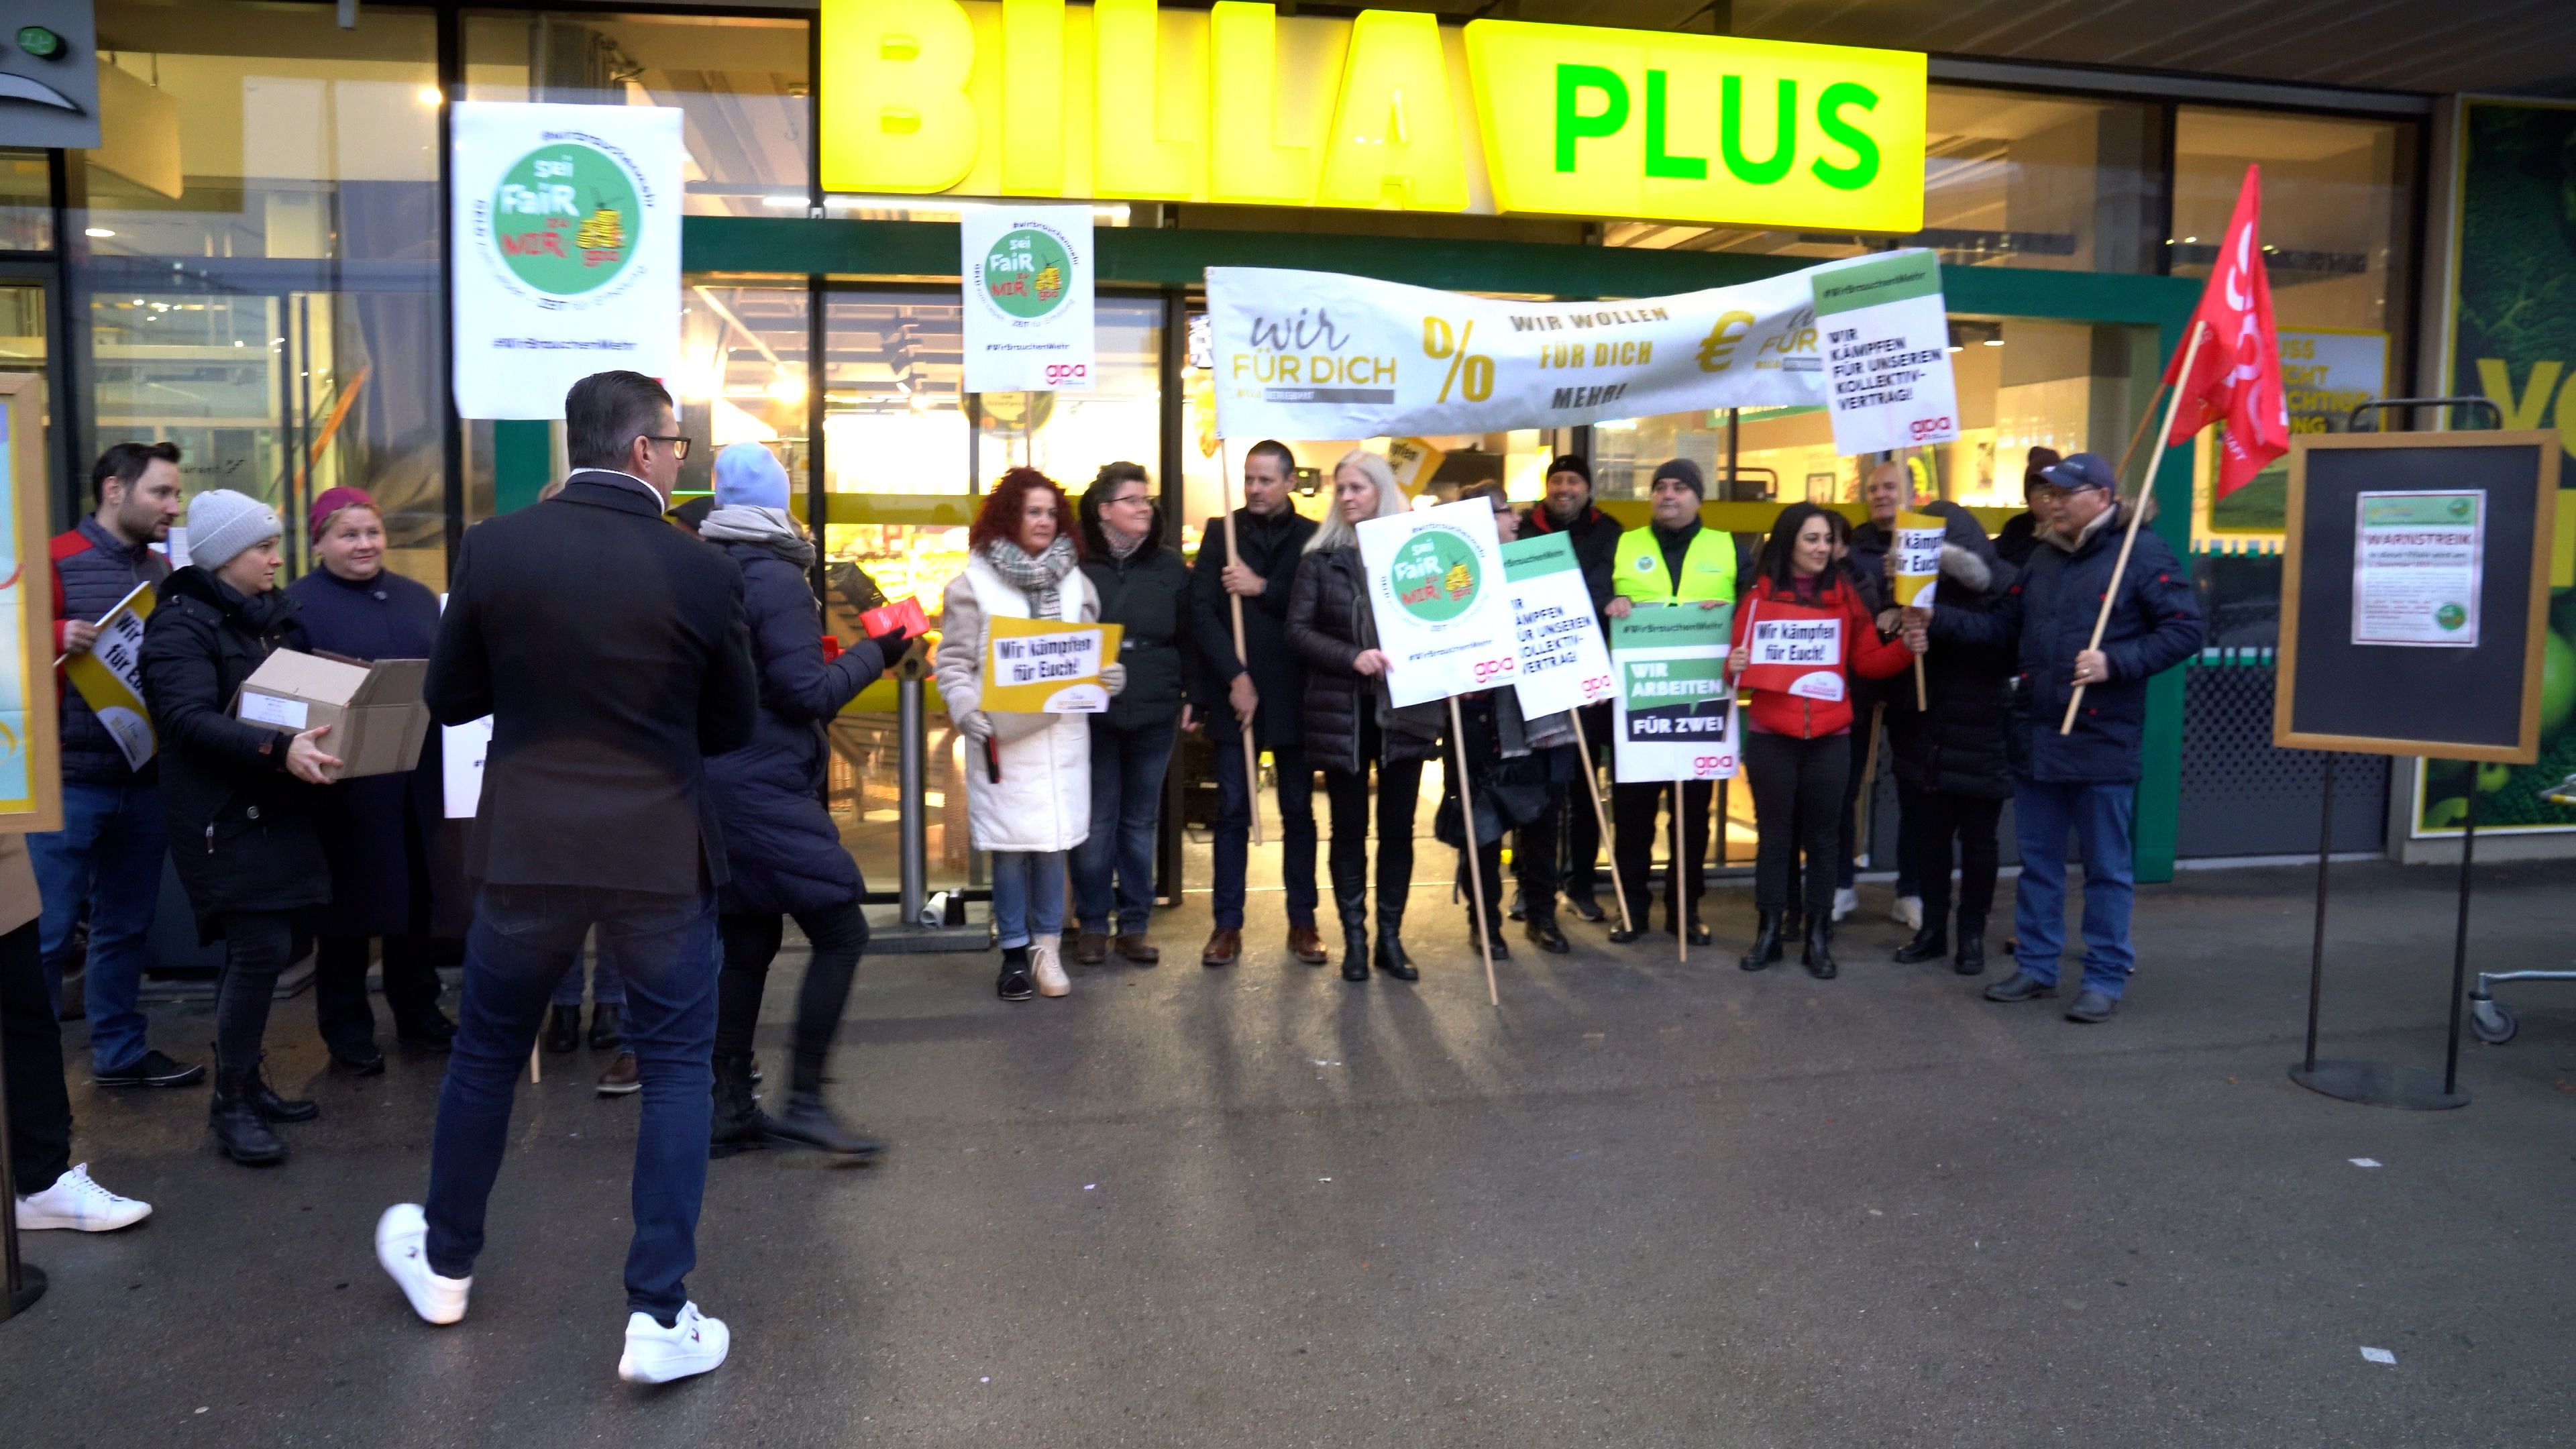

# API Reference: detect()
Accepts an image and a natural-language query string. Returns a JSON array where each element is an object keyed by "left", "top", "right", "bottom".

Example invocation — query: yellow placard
[
  {"left": 1892, "top": 511, "right": 1943, "bottom": 608},
  {"left": 982, "top": 614, "right": 1124, "bottom": 713},
  {"left": 62, "top": 582, "right": 157, "bottom": 771}
]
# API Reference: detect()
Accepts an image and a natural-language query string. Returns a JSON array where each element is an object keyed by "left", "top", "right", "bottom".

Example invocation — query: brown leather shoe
[
  {"left": 1200, "top": 928, "right": 1242, "bottom": 967},
  {"left": 1286, "top": 924, "right": 1328, "bottom": 965},
  {"left": 1114, "top": 934, "right": 1161, "bottom": 965},
  {"left": 595, "top": 1051, "right": 641, "bottom": 1097},
  {"left": 1075, "top": 931, "right": 1109, "bottom": 965}
]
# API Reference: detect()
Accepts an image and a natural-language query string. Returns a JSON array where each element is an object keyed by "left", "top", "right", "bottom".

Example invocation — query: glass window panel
[
  {"left": 462, "top": 11, "right": 810, "bottom": 218},
  {"left": 1, "top": 150, "right": 51, "bottom": 252},
  {"left": 75, "top": 2, "right": 444, "bottom": 588}
]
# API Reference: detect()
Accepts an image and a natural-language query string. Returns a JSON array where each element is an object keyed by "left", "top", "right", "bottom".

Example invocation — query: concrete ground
[{"left": 4, "top": 856, "right": 2573, "bottom": 1447}]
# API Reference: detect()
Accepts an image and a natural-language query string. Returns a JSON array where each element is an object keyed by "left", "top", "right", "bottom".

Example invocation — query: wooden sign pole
[
  {"left": 1566, "top": 708, "right": 1633, "bottom": 934},
  {"left": 1448, "top": 695, "right": 1501, "bottom": 1006},
  {"left": 1672, "top": 786, "right": 1686, "bottom": 965},
  {"left": 1218, "top": 442, "right": 1264, "bottom": 845},
  {"left": 2063, "top": 323, "right": 2206, "bottom": 734}
]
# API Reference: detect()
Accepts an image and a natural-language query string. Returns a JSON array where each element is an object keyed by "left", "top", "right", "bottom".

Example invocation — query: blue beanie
[{"left": 712, "top": 442, "right": 792, "bottom": 511}]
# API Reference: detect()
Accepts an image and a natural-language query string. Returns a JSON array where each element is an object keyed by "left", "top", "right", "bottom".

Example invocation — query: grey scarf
[
  {"left": 700, "top": 504, "right": 815, "bottom": 568},
  {"left": 983, "top": 535, "right": 1077, "bottom": 619}
]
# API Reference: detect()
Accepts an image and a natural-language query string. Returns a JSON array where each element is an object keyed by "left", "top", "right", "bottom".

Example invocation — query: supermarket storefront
[{"left": 7, "top": 0, "right": 2544, "bottom": 904}]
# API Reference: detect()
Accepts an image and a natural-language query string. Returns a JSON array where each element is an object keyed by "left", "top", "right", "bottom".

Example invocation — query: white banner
[
  {"left": 963, "top": 205, "right": 1095, "bottom": 392},
  {"left": 1811, "top": 249, "right": 1960, "bottom": 456},
  {"left": 450, "top": 103, "right": 683, "bottom": 421},
  {"left": 1206, "top": 266, "right": 1824, "bottom": 440},
  {"left": 1501, "top": 535, "right": 1614, "bottom": 718},
  {"left": 1356, "top": 500, "right": 1517, "bottom": 709}
]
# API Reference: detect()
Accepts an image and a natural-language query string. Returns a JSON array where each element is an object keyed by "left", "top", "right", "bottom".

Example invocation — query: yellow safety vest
[{"left": 1612, "top": 525, "right": 1737, "bottom": 606}]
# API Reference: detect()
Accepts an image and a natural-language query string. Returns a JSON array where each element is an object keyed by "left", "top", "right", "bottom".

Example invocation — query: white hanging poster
[
  {"left": 1355, "top": 498, "right": 1516, "bottom": 709},
  {"left": 449, "top": 102, "right": 684, "bottom": 421},
  {"left": 962, "top": 204, "right": 1095, "bottom": 392}
]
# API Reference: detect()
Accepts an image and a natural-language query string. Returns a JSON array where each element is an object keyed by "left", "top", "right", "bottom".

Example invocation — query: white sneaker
[
  {"left": 1031, "top": 941, "right": 1071, "bottom": 998},
  {"left": 14, "top": 1163, "right": 151, "bottom": 1232},
  {"left": 376, "top": 1203, "right": 471, "bottom": 1326},
  {"left": 618, "top": 1301, "right": 731, "bottom": 1384},
  {"left": 1893, "top": 895, "right": 1924, "bottom": 930},
  {"left": 1830, "top": 888, "right": 1858, "bottom": 922}
]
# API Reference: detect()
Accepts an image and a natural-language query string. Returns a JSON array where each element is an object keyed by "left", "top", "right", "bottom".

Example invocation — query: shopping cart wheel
[{"left": 2469, "top": 996, "right": 2518, "bottom": 1046}]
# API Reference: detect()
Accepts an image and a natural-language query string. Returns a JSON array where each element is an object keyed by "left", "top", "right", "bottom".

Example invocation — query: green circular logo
[
  {"left": 2447, "top": 498, "right": 2472, "bottom": 519},
  {"left": 2436, "top": 602, "right": 2468, "bottom": 631},
  {"left": 1389, "top": 529, "right": 1481, "bottom": 623},
  {"left": 982, "top": 227, "right": 1073, "bottom": 319},
  {"left": 491, "top": 144, "right": 640, "bottom": 297}
]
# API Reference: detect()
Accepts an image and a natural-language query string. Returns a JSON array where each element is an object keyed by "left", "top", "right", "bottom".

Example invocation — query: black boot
[
  {"left": 210, "top": 1072, "right": 287, "bottom": 1165},
  {"left": 766, "top": 1091, "right": 883, "bottom": 1159},
  {"left": 996, "top": 945, "right": 1034, "bottom": 1002},
  {"left": 708, "top": 1052, "right": 773, "bottom": 1159},
  {"left": 1953, "top": 916, "right": 1988, "bottom": 975},
  {"left": 1523, "top": 916, "right": 1570, "bottom": 955},
  {"left": 1802, "top": 914, "right": 1838, "bottom": 979},
  {"left": 1739, "top": 910, "right": 1784, "bottom": 972},
  {"left": 587, "top": 1002, "right": 623, "bottom": 1050},
  {"left": 241, "top": 1060, "right": 318, "bottom": 1123},
  {"left": 1894, "top": 918, "right": 1949, "bottom": 964},
  {"left": 543, "top": 1004, "right": 580, "bottom": 1054},
  {"left": 1336, "top": 883, "right": 1371, "bottom": 981},
  {"left": 1374, "top": 910, "right": 1418, "bottom": 981},
  {"left": 1468, "top": 907, "right": 1511, "bottom": 961}
]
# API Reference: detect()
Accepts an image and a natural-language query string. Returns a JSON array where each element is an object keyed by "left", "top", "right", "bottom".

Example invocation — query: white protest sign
[
  {"left": 1609, "top": 607, "right": 1739, "bottom": 783},
  {"left": 1356, "top": 499, "right": 1516, "bottom": 709},
  {"left": 962, "top": 204, "right": 1095, "bottom": 392},
  {"left": 450, "top": 103, "right": 683, "bottom": 420},
  {"left": 1811, "top": 249, "right": 1960, "bottom": 456},
  {"left": 439, "top": 592, "right": 489, "bottom": 818},
  {"left": 1740, "top": 612, "right": 1846, "bottom": 702},
  {"left": 1892, "top": 511, "right": 1944, "bottom": 609},
  {"left": 1501, "top": 534, "right": 1613, "bottom": 718},
  {"left": 1206, "top": 266, "right": 1823, "bottom": 440}
]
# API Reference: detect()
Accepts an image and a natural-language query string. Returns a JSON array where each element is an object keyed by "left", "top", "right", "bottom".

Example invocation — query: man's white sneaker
[
  {"left": 1893, "top": 894, "right": 1924, "bottom": 930},
  {"left": 618, "top": 1301, "right": 731, "bottom": 1384},
  {"left": 13, "top": 1164, "right": 151, "bottom": 1232},
  {"left": 376, "top": 1203, "right": 470, "bottom": 1325},
  {"left": 1830, "top": 888, "right": 1858, "bottom": 922}
]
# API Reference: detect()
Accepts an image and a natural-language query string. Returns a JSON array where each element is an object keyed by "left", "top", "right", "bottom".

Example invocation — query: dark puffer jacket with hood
[{"left": 1285, "top": 544, "right": 1444, "bottom": 776}]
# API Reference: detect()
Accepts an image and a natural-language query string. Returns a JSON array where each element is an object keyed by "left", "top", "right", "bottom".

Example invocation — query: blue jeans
[
  {"left": 27, "top": 778, "right": 165, "bottom": 1072},
  {"left": 423, "top": 883, "right": 718, "bottom": 1321},
  {"left": 549, "top": 943, "right": 628, "bottom": 1008},
  {"left": 2010, "top": 780, "right": 2136, "bottom": 998},
  {"left": 989, "top": 850, "right": 1067, "bottom": 951},
  {"left": 1072, "top": 719, "right": 1179, "bottom": 934},
  {"left": 1211, "top": 738, "right": 1318, "bottom": 931}
]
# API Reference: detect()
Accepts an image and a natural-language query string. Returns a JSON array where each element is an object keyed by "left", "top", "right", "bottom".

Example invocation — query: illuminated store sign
[{"left": 820, "top": 0, "right": 1926, "bottom": 232}]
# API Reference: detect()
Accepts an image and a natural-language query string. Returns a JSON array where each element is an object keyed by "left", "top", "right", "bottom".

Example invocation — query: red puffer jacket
[{"left": 1730, "top": 574, "right": 1916, "bottom": 739}]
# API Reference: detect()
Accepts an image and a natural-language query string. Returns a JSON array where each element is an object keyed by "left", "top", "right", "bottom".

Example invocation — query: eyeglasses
[
  {"left": 1105, "top": 492, "right": 1153, "bottom": 508},
  {"left": 643, "top": 434, "right": 694, "bottom": 460}
]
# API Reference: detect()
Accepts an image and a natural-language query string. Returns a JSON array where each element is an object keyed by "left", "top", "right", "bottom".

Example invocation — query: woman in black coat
[
  {"left": 285, "top": 487, "right": 454, "bottom": 1071},
  {"left": 699, "top": 444, "right": 911, "bottom": 1158},
  {"left": 1069, "top": 462, "right": 1191, "bottom": 965},
  {"left": 140, "top": 489, "right": 341, "bottom": 1165},
  {"left": 1285, "top": 450, "right": 1444, "bottom": 983}
]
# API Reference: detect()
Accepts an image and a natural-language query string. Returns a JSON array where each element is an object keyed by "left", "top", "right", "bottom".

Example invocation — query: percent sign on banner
[{"left": 1423, "top": 315, "right": 1496, "bottom": 405}]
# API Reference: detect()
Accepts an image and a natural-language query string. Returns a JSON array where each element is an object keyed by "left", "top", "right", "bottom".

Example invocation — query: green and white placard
[
  {"left": 1610, "top": 605, "right": 1739, "bottom": 783},
  {"left": 1811, "top": 248, "right": 1960, "bottom": 456},
  {"left": 1356, "top": 498, "right": 1516, "bottom": 708},
  {"left": 1501, "top": 533, "right": 1613, "bottom": 718}
]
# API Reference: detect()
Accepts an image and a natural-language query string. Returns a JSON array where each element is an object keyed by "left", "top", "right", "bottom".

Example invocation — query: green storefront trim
[{"left": 682, "top": 214, "right": 2200, "bottom": 879}]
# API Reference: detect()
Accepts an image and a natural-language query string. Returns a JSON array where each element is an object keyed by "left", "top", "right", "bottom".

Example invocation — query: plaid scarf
[{"left": 981, "top": 534, "right": 1077, "bottom": 619}]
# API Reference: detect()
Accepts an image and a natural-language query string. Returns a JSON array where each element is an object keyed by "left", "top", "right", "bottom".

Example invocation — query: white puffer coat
[{"left": 936, "top": 557, "right": 1099, "bottom": 853}]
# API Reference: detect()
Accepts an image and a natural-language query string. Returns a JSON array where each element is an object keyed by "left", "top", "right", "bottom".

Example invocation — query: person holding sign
[
  {"left": 936, "top": 468, "right": 1126, "bottom": 1004},
  {"left": 1603, "top": 460, "right": 1735, "bottom": 946},
  {"left": 1519, "top": 455, "right": 1623, "bottom": 923},
  {"left": 1287, "top": 451, "right": 1446, "bottom": 982},
  {"left": 1904, "top": 452, "right": 2202, "bottom": 1023},
  {"left": 1730, "top": 504, "right": 1922, "bottom": 979},
  {"left": 31, "top": 441, "right": 197, "bottom": 1090},
  {"left": 1071, "top": 464, "right": 1191, "bottom": 968},
  {"left": 1836, "top": 460, "right": 1923, "bottom": 930}
]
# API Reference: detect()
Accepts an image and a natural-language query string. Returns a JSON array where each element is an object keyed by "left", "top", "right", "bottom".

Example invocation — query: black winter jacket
[
  {"left": 1888, "top": 508, "right": 2018, "bottom": 800},
  {"left": 139, "top": 568, "right": 329, "bottom": 934},
  {"left": 1189, "top": 505, "right": 1316, "bottom": 747},
  {"left": 705, "top": 539, "right": 891, "bottom": 918},
  {"left": 1518, "top": 502, "right": 1623, "bottom": 615},
  {"left": 286, "top": 566, "right": 444, "bottom": 939},
  {"left": 1935, "top": 500, "right": 2204, "bottom": 784},
  {"left": 1285, "top": 545, "right": 1445, "bottom": 776},
  {"left": 1079, "top": 533, "right": 1192, "bottom": 733},
  {"left": 50, "top": 518, "right": 169, "bottom": 786}
]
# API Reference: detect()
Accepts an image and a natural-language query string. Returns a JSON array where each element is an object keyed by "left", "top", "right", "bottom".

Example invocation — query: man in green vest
[{"left": 1601, "top": 459, "right": 1735, "bottom": 945}]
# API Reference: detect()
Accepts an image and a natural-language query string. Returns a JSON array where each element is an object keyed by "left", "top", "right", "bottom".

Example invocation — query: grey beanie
[{"left": 186, "top": 488, "right": 282, "bottom": 571}]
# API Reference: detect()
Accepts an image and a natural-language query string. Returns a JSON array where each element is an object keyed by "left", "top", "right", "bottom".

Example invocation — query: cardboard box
[{"left": 234, "top": 649, "right": 432, "bottom": 782}]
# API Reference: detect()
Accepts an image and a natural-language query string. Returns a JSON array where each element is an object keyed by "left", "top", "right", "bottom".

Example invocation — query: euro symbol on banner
[
  {"left": 1697, "top": 310, "right": 1755, "bottom": 373},
  {"left": 1423, "top": 317, "right": 1495, "bottom": 404}
]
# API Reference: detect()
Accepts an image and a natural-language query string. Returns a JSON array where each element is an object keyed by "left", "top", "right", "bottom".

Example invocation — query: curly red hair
[{"left": 968, "top": 466, "right": 1081, "bottom": 558}]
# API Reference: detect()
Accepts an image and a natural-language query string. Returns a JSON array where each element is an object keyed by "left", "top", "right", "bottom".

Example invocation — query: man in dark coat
[
  {"left": 1911, "top": 451, "right": 2202, "bottom": 1025},
  {"left": 1837, "top": 459, "right": 1925, "bottom": 930},
  {"left": 378, "top": 370, "right": 757, "bottom": 1385},
  {"left": 1517, "top": 453, "right": 1621, "bottom": 922},
  {"left": 1189, "top": 439, "right": 1320, "bottom": 969},
  {"left": 30, "top": 441, "right": 197, "bottom": 1088}
]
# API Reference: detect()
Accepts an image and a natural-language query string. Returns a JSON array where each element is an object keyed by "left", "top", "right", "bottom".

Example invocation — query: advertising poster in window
[
  {"left": 2422, "top": 97, "right": 2576, "bottom": 836},
  {"left": 449, "top": 102, "right": 683, "bottom": 421},
  {"left": 0, "top": 374, "right": 61, "bottom": 833}
]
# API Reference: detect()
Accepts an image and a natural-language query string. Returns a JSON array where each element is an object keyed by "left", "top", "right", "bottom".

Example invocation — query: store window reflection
[
  {"left": 72, "top": 1, "right": 444, "bottom": 586},
  {"left": 1, "top": 150, "right": 50, "bottom": 252}
]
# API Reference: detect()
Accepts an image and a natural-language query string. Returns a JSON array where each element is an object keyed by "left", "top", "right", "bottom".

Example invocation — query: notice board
[{"left": 2276, "top": 431, "right": 2559, "bottom": 760}]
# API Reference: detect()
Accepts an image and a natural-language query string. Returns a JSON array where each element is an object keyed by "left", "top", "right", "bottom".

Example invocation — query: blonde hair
[{"left": 1305, "top": 448, "right": 1409, "bottom": 553}]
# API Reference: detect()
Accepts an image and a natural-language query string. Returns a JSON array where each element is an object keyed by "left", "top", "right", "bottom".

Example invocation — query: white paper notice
[
  {"left": 2352, "top": 490, "right": 2483, "bottom": 648},
  {"left": 237, "top": 694, "right": 309, "bottom": 730}
]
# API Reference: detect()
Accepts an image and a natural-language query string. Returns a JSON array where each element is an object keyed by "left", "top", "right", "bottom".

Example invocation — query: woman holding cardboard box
[
  {"left": 286, "top": 486, "right": 456, "bottom": 1074},
  {"left": 140, "top": 488, "right": 342, "bottom": 1165}
]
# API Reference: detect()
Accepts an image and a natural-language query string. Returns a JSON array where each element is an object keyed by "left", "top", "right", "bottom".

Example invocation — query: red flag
[{"left": 2163, "top": 165, "right": 2290, "bottom": 498}]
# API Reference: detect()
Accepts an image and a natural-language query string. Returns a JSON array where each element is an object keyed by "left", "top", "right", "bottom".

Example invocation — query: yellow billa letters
[
  {"left": 999, "top": 0, "right": 1067, "bottom": 195},
  {"left": 1208, "top": 2, "right": 1312, "bottom": 207},
  {"left": 820, "top": 0, "right": 980, "bottom": 193},
  {"left": 1315, "top": 10, "right": 1467, "bottom": 212},
  {"left": 1093, "top": 0, "right": 1202, "bottom": 200}
]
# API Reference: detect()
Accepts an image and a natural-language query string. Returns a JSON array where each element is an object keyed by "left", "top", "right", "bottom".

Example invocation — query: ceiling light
[
  {"left": 84, "top": 226, "right": 114, "bottom": 238},
  {"left": 417, "top": 86, "right": 442, "bottom": 107},
  {"left": 1981, "top": 337, "right": 2004, "bottom": 347},
  {"left": 1947, "top": 345, "right": 1963, "bottom": 354},
  {"left": 767, "top": 372, "right": 806, "bottom": 402}
]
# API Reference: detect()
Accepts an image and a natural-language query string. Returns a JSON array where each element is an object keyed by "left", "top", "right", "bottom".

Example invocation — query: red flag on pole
[{"left": 2162, "top": 164, "right": 2290, "bottom": 498}]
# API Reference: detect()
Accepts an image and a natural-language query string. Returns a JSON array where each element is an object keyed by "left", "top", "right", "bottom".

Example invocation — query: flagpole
[{"left": 2061, "top": 322, "right": 2207, "bottom": 735}]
